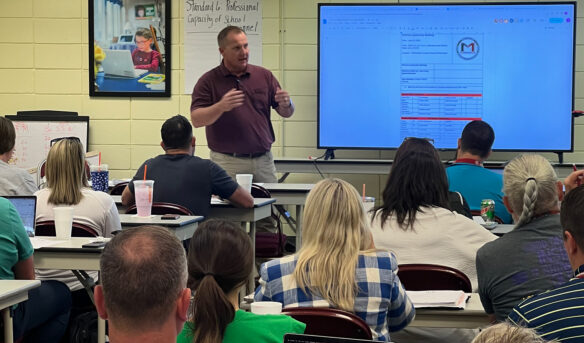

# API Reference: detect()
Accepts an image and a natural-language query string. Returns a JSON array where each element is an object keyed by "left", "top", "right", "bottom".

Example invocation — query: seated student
[
  {"left": 122, "top": 115, "right": 253, "bottom": 216},
  {"left": 255, "top": 178, "right": 414, "bottom": 341},
  {"left": 0, "top": 196, "right": 71, "bottom": 341},
  {"left": 178, "top": 219, "right": 305, "bottom": 343},
  {"left": 507, "top": 185, "right": 584, "bottom": 342},
  {"left": 95, "top": 225, "right": 191, "bottom": 343},
  {"left": 471, "top": 323, "right": 558, "bottom": 343},
  {"left": 35, "top": 138, "right": 121, "bottom": 294},
  {"left": 369, "top": 138, "right": 497, "bottom": 343},
  {"left": 370, "top": 138, "right": 497, "bottom": 291},
  {"left": 132, "top": 27, "right": 160, "bottom": 72},
  {"left": 476, "top": 154, "right": 572, "bottom": 322},
  {"left": 0, "top": 117, "right": 37, "bottom": 195},
  {"left": 446, "top": 120, "right": 512, "bottom": 223}
]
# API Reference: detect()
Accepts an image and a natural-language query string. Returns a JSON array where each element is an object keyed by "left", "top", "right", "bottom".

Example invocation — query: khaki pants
[{"left": 210, "top": 150, "right": 278, "bottom": 233}]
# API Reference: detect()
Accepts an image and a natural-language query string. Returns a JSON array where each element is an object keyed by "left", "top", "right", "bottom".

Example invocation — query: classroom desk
[
  {"left": 0, "top": 280, "right": 41, "bottom": 343},
  {"left": 257, "top": 183, "right": 314, "bottom": 249},
  {"left": 490, "top": 224, "right": 514, "bottom": 236},
  {"left": 118, "top": 214, "right": 203, "bottom": 242},
  {"left": 410, "top": 293, "right": 490, "bottom": 328},
  {"left": 32, "top": 237, "right": 106, "bottom": 343},
  {"left": 95, "top": 72, "right": 165, "bottom": 93}
]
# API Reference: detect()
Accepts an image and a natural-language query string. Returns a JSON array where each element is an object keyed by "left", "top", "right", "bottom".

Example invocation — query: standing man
[
  {"left": 446, "top": 120, "right": 512, "bottom": 223},
  {"left": 190, "top": 26, "right": 294, "bottom": 183}
]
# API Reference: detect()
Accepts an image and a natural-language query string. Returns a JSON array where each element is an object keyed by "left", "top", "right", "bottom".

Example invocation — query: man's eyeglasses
[{"left": 50, "top": 136, "right": 81, "bottom": 147}]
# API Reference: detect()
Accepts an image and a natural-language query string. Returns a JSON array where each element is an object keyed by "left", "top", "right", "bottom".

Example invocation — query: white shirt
[
  {"left": 34, "top": 187, "right": 121, "bottom": 290},
  {"left": 0, "top": 160, "right": 37, "bottom": 195},
  {"left": 369, "top": 206, "right": 497, "bottom": 291}
]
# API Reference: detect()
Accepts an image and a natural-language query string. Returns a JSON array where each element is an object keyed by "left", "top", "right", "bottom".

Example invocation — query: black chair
[
  {"left": 282, "top": 307, "right": 373, "bottom": 340},
  {"left": 35, "top": 220, "right": 99, "bottom": 237},
  {"left": 109, "top": 181, "right": 128, "bottom": 195},
  {"left": 125, "top": 202, "right": 193, "bottom": 215},
  {"left": 397, "top": 264, "right": 472, "bottom": 292}
]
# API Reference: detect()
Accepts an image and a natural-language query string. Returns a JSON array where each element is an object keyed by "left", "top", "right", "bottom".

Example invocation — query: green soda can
[{"left": 480, "top": 199, "right": 495, "bottom": 223}]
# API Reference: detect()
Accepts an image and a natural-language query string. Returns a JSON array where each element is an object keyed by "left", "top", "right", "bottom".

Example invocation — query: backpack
[
  {"left": 69, "top": 311, "right": 98, "bottom": 343},
  {"left": 251, "top": 184, "right": 287, "bottom": 257}
]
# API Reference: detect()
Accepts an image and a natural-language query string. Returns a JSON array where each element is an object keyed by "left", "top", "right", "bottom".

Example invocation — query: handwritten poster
[{"left": 184, "top": 0, "right": 262, "bottom": 93}]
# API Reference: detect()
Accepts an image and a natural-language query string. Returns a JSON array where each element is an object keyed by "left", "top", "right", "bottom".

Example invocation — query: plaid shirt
[{"left": 254, "top": 251, "right": 415, "bottom": 341}]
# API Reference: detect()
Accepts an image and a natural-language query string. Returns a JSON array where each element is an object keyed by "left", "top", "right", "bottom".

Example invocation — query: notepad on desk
[{"left": 407, "top": 290, "right": 469, "bottom": 309}]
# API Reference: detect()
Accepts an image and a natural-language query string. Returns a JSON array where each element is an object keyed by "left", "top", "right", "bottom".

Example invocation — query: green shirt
[
  {"left": 177, "top": 309, "right": 305, "bottom": 343},
  {"left": 0, "top": 197, "right": 34, "bottom": 280}
]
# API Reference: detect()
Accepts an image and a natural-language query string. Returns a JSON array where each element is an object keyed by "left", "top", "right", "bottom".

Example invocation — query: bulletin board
[{"left": 5, "top": 114, "right": 89, "bottom": 170}]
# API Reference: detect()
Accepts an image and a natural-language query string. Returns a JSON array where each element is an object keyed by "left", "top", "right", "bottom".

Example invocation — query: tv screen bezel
[{"left": 317, "top": 2, "right": 576, "bottom": 153}]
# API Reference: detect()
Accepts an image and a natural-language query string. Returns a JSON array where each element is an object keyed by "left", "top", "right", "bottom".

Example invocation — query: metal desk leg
[
  {"left": 3, "top": 308, "right": 13, "bottom": 343},
  {"left": 295, "top": 205, "right": 303, "bottom": 250},
  {"left": 248, "top": 221, "right": 256, "bottom": 293},
  {"left": 98, "top": 317, "right": 106, "bottom": 343}
]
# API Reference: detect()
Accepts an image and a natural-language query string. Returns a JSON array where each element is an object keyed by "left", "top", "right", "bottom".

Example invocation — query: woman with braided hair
[{"left": 476, "top": 154, "right": 572, "bottom": 323}]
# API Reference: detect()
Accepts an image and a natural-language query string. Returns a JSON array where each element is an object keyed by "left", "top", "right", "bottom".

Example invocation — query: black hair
[
  {"left": 161, "top": 115, "right": 193, "bottom": 150},
  {"left": 561, "top": 186, "right": 584, "bottom": 251},
  {"left": 374, "top": 138, "right": 450, "bottom": 230},
  {"left": 460, "top": 120, "right": 495, "bottom": 159}
]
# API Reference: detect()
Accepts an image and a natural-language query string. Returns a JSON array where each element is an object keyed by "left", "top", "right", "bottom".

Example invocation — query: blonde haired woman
[
  {"left": 471, "top": 323, "right": 558, "bottom": 343},
  {"left": 35, "top": 138, "right": 121, "bottom": 298},
  {"left": 476, "top": 154, "right": 571, "bottom": 322},
  {"left": 254, "top": 178, "right": 414, "bottom": 341}
]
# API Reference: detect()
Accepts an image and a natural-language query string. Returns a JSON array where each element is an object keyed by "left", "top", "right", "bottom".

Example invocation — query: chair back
[
  {"left": 470, "top": 210, "right": 503, "bottom": 224},
  {"left": 251, "top": 184, "right": 286, "bottom": 258},
  {"left": 397, "top": 264, "right": 472, "bottom": 292},
  {"left": 282, "top": 307, "right": 373, "bottom": 340},
  {"left": 35, "top": 220, "right": 99, "bottom": 237},
  {"left": 109, "top": 181, "right": 128, "bottom": 195},
  {"left": 125, "top": 202, "right": 194, "bottom": 215}
]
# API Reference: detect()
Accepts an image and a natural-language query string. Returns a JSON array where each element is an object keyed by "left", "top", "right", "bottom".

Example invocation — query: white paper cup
[
  {"left": 53, "top": 207, "right": 74, "bottom": 240},
  {"left": 236, "top": 174, "right": 253, "bottom": 193},
  {"left": 362, "top": 196, "right": 375, "bottom": 213},
  {"left": 134, "top": 180, "right": 154, "bottom": 217},
  {"left": 250, "top": 301, "right": 282, "bottom": 315}
]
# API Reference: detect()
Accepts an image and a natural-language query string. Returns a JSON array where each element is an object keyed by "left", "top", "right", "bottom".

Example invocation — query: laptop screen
[
  {"left": 4, "top": 196, "right": 36, "bottom": 236},
  {"left": 284, "top": 334, "right": 373, "bottom": 343}
]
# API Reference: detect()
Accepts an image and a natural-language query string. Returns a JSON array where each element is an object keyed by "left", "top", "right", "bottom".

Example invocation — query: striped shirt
[
  {"left": 508, "top": 265, "right": 584, "bottom": 342},
  {"left": 254, "top": 251, "right": 415, "bottom": 341}
]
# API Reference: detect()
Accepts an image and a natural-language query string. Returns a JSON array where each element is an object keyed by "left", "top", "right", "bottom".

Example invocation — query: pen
[{"left": 573, "top": 164, "right": 582, "bottom": 187}]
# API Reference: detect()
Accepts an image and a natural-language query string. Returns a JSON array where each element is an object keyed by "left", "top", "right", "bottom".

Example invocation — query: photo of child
[{"left": 131, "top": 28, "right": 160, "bottom": 72}]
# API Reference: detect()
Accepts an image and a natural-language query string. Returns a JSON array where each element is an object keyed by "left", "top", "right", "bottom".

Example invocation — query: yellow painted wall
[{"left": 1, "top": 0, "right": 583, "bottom": 202}]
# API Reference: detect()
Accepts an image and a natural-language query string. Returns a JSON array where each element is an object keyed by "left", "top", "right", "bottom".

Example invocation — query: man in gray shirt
[{"left": 0, "top": 117, "right": 37, "bottom": 195}]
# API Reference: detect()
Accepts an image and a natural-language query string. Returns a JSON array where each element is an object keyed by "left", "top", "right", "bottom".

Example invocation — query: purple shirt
[{"left": 191, "top": 62, "right": 280, "bottom": 154}]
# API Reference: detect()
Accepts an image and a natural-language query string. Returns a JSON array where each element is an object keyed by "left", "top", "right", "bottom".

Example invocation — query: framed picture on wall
[{"left": 89, "top": 0, "right": 171, "bottom": 97}]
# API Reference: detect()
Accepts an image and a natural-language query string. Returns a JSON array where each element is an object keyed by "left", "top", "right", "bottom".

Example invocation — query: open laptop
[
  {"left": 4, "top": 196, "right": 37, "bottom": 237},
  {"left": 284, "top": 334, "right": 374, "bottom": 343},
  {"left": 101, "top": 49, "right": 148, "bottom": 78}
]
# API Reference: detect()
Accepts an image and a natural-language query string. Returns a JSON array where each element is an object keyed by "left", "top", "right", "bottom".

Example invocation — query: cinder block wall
[{"left": 1, "top": 0, "right": 583, "bottom": 205}]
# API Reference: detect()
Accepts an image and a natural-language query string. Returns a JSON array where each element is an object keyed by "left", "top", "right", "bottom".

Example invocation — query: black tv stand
[
  {"left": 324, "top": 149, "right": 336, "bottom": 160},
  {"left": 556, "top": 151, "right": 564, "bottom": 164}
]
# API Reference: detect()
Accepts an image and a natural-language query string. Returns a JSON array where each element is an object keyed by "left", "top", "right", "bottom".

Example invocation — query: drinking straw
[
  {"left": 362, "top": 183, "right": 366, "bottom": 201},
  {"left": 143, "top": 165, "right": 147, "bottom": 180}
]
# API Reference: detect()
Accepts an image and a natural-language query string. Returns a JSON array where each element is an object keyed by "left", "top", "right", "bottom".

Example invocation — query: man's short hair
[
  {"left": 161, "top": 115, "right": 193, "bottom": 150},
  {"left": 460, "top": 120, "right": 495, "bottom": 159},
  {"left": 100, "top": 225, "right": 187, "bottom": 329},
  {"left": 0, "top": 117, "right": 16, "bottom": 155},
  {"left": 561, "top": 186, "right": 584, "bottom": 251},
  {"left": 217, "top": 26, "right": 245, "bottom": 48}
]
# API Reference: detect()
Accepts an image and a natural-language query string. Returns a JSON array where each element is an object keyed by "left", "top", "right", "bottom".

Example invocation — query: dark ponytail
[{"left": 187, "top": 220, "right": 253, "bottom": 343}]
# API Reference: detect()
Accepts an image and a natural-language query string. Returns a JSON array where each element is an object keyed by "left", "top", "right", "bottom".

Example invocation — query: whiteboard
[
  {"left": 5, "top": 116, "right": 89, "bottom": 170},
  {"left": 183, "top": 0, "right": 263, "bottom": 93}
]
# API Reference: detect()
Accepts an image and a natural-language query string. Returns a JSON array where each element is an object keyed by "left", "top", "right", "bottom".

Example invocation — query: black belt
[{"left": 222, "top": 152, "right": 267, "bottom": 158}]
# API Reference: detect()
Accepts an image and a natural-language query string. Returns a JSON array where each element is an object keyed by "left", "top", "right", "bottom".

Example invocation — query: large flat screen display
[{"left": 318, "top": 2, "right": 576, "bottom": 151}]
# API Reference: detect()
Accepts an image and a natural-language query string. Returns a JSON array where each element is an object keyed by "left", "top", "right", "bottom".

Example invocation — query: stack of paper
[{"left": 406, "top": 290, "right": 469, "bottom": 309}]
